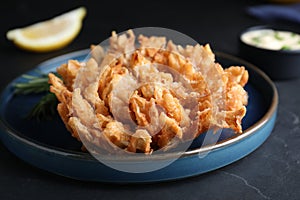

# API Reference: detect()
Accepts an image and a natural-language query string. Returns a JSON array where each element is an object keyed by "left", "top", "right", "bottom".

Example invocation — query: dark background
[{"left": 0, "top": 0, "right": 299, "bottom": 199}]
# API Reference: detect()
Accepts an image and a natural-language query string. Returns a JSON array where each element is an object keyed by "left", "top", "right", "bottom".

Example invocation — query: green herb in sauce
[
  {"left": 251, "top": 36, "right": 261, "bottom": 44},
  {"left": 281, "top": 45, "right": 291, "bottom": 51},
  {"left": 241, "top": 29, "right": 300, "bottom": 51},
  {"left": 274, "top": 31, "right": 283, "bottom": 41}
]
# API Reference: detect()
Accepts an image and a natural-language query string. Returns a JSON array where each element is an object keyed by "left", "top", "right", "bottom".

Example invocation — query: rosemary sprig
[
  {"left": 13, "top": 71, "right": 60, "bottom": 121},
  {"left": 26, "top": 92, "right": 58, "bottom": 121},
  {"left": 14, "top": 73, "right": 51, "bottom": 95}
]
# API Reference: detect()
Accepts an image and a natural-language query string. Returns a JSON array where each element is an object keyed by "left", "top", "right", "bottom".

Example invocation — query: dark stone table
[{"left": 0, "top": 0, "right": 299, "bottom": 199}]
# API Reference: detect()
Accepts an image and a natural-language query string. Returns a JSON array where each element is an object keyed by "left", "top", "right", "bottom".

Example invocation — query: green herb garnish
[
  {"left": 13, "top": 71, "right": 60, "bottom": 121},
  {"left": 274, "top": 32, "right": 283, "bottom": 41},
  {"left": 281, "top": 45, "right": 291, "bottom": 51},
  {"left": 26, "top": 93, "right": 58, "bottom": 121},
  {"left": 14, "top": 73, "right": 51, "bottom": 95},
  {"left": 251, "top": 36, "right": 261, "bottom": 44}
]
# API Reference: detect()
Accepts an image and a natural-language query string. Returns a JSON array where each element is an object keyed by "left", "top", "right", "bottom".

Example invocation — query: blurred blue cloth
[{"left": 247, "top": 3, "right": 300, "bottom": 24}]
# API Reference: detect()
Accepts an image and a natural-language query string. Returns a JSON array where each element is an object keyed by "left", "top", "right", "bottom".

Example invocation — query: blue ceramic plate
[{"left": 0, "top": 50, "right": 278, "bottom": 183}]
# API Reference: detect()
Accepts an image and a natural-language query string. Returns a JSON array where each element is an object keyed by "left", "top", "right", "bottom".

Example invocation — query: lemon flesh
[{"left": 6, "top": 7, "right": 86, "bottom": 52}]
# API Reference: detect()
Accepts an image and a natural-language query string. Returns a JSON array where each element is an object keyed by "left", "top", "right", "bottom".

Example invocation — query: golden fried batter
[{"left": 49, "top": 29, "right": 249, "bottom": 154}]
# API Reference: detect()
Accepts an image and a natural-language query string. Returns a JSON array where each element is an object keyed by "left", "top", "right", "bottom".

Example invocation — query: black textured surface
[{"left": 0, "top": 0, "right": 299, "bottom": 199}]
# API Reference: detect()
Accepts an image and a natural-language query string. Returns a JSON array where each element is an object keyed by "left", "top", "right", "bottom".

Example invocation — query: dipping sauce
[{"left": 241, "top": 29, "right": 300, "bottom": 51}]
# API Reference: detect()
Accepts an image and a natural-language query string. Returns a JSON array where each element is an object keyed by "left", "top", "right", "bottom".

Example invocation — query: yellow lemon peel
[{"left": 6, "top": 7, "right": 87, "bottom": 52}]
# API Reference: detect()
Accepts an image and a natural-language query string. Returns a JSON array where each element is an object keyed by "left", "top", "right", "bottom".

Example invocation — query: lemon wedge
[{"left": 6, "top": 7, "right": 87, "bottom": 52}]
